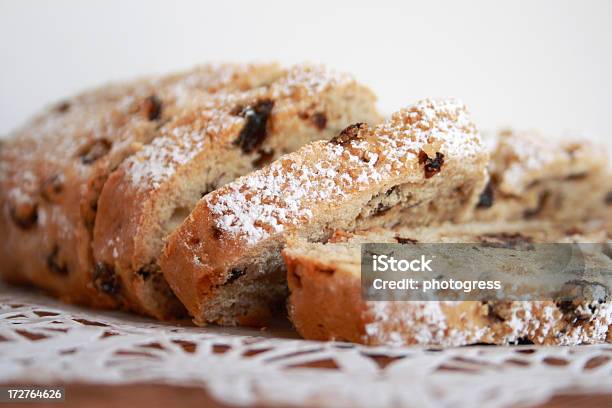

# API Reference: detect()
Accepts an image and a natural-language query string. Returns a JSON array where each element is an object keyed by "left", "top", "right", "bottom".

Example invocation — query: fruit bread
[
  {"left": 474, "top": 129, "right": 610, "bottom": 222},
  {"left": 283, "top": 220, "right": 612, "bottom": 346},
  {"left": 160, "top": 98, "right": 489, "bottom": 326},
  {"left": 0, "top": 63, "right": 377, "bottom": 319},
  {"left": 92, "top": 65, "right": 380, "bottom": 319}
]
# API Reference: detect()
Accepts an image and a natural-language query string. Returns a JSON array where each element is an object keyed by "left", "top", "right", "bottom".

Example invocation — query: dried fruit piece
[
  {"left": 136, "top": 263, "right": 159, "bottom": 280},
  {"left": 311, "top": 112, "right": 327, "bottom": 130},
  {"left": 93, "top": 262, "right": 121, "bottom": 297},
  {"left": 487, "top": 301, "right": 513, "bottom": 321},
  {"left": 373, "top": 186, "right": 399, "bottom": 215},
  {"left": 46, "top": 245, "right": 68, "bottom": 275},
  {"left": 41, "top": 174, "right": 64, "bottom": 203},
  {"left": 211, "top": 226, "right": 224, "bottom": 240},
  {"left": 476, "top": 180, "right": 494, "bottom": 208},
  {"left": 55, "top": 101, "right": 71, "bottom": 114},
  {"left": 396, "top": 237, "right": 418, "bottom": 244},
  {"left": 9, "top": 201, "right": 38, "bottom": 230},
  {"left": 418, "top": 150, "right": 445, "bottom": 179},
  {"left": 233, "top": 99, "right": 274, "bottom": 153},
  {"left": 142, "top": 95, "right": 162, "bottom": 121},
  {"left": 225, "top": 268, "right": 246, "bottom": 285},
  {"left": 252, "top": 149, "right": 275, "bottom": 168},
  {"left": 330, "top": 123, "right": 367, "bottom": 146},
  {"left": 80, "top": 139, "right": 112, "bottom": 165}
]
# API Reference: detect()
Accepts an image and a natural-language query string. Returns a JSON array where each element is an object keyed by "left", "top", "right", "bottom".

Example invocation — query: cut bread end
[{"left": 284, "top": 220, "right": 612, "bottom": 346}]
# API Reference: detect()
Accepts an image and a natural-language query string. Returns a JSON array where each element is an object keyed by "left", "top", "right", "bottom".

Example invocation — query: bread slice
[
  {"left": 160, "top": 98, "right": 489, "bottom": 326},
  {"left": 474, "top": 129, "right": 609, "bottom": 222},
  {"left": 92, "top": 65, "right": 379, "bottom": 319},
  {"left": 0, "top": 63, "right": 291, "bottom": 310},
  {"left": 283, "top": 220, "right": 612, "bottom": 346}
]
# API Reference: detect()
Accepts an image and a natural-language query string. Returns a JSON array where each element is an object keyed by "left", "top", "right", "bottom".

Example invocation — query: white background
[{"left": 0, "top": 0, "right": 610, "bottom": 145}]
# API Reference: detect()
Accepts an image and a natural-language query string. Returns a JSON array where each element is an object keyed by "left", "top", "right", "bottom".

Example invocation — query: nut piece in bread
[{"left": 160, "top": 98, "right": 489, "bottom": 326}]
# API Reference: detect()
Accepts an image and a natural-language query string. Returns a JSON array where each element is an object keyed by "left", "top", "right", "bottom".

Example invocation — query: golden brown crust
[{"left": 284, "top": 253, "right": 367, "bottom": 342}]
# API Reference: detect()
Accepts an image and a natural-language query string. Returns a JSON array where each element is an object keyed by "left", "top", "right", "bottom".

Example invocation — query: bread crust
[
  {"left": 284, "top": 220, "right": 612, "bottom": 346},
  {"left": 161, "top": 98, "right": 489, "bottom": 326},
  {"left": 285, "top": 253, "right": 368, "bottom": 342}
]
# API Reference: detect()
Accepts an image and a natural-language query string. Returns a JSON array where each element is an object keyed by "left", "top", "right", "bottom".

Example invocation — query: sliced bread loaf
[
  {"left": 92, "top": 65, "right": 380, "bottom": 319},
  {"left": 160, "top": 98, "right": 489, "bottom": 326},
  {"left": 0, "top": 63, "right": 286, "bottom": 310}
]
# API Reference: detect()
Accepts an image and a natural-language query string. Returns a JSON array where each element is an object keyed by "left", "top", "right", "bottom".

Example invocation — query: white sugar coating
[
  {"left": 361, "top": 299, "right": 612, "bottom": 346},
  {"left": 208, "top": 98, "right": 482, "bottom": 244},
  {"left": 363, "top": 301, "right": 490, "bottom": 346},
  {"left": 163, "top": 62, "right": 281, "bottom": 105},
  {"left": 0, "top": 67, "right": 209, "bottom": 203},
  {"left": 124, "top": 64, "right": 358, "bottom": 191},
  {"left": 125, "top": 107, "right": 239, "bottom": 190},
  {"left": 0, "top": 62, "right": 291, "bottom": 203},
  {"left": 7, "top": 185, "right": 35, "bottom": 206},
  {"left": 269, "top": 63, "right": 354, "bottom": 99},
  {"left": 498, "top": 301, "right": 612, "bottom": 346},
  {"left": 1, "top": 63, "right": 352, "bottom": 199},
  {"left": 364, "top": 302, "right": 448, "bottom": 346},
  {"left": 491, "top": 130, "right": 606, "bottom": 195}
]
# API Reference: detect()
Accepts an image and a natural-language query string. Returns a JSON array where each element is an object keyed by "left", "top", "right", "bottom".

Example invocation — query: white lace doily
[{"left": 1, "top": 283, "right": 611, "bottom": 408}]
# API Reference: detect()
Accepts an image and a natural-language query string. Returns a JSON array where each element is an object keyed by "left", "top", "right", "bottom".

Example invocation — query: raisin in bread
[
  {"left": 0, "top": 63, "right": 287, "bottom": 310},
  {"left": 283, "top": 220, "right": 612, "bottom": 346},
  {"left": 160, "top": 98, "right": 489, "bottom": 326},
  {"left": 474, "top": 129, "right": 609, "bottom": 222},
  {"left": 92, "top": 65, "right": 380, "bottom": 319}
]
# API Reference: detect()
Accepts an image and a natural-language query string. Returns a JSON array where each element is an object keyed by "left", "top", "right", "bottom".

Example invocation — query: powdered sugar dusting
[
  {"left": 361, "top": 300, "right": 612, "bottom": 346},
  {"left": 126, "top": 107, "right": 241, "bottom": 189},
  {"left": 270, "top": 64, "right": 354, "bottom": 99},
  {"left": 0, "top": 62, "right": 296, "bottom": 301},
  {"left": 124, "top": 64, "right": 361, "bottom": 191},
  {"left": 365, "top": 302, "right": 452, "bottom": 346},
  {"left": 209, "top": 98, "right": 482, "bottom": 244},
  {"left": 491, "top": 130, "right": 606, "bottom": 195}
]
